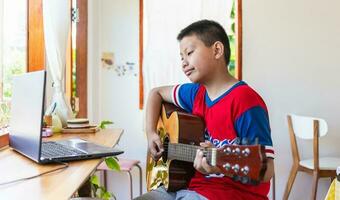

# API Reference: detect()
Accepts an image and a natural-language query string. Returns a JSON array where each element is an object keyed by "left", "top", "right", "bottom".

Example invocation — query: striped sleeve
[
  {"left": 265, "top": 146, "right": 275, "bottom": 159},
  {"left": 171, "top": 83, "right": 200, "bottom": 113}
]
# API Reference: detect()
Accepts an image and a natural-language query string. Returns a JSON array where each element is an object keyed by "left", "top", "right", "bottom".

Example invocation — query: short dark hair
[{"left": 177, "top": 20, "right": 231, "bottom": 65}]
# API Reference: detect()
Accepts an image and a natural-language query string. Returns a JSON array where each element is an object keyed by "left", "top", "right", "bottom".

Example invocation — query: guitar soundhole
[{"left": 162, "top": 136, "right": 170, "bottom": 162}]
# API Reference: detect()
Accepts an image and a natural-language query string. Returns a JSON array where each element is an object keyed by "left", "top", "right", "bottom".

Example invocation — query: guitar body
[
  {"left": 146, "top": 103, "right": 205, "bottom": 192},
  {"left": 146, "top": 103, "right": 268, "bottom": 192}
]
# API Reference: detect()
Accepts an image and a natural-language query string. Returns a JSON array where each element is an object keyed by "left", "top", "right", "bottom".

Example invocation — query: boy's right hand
[{"left": 148, "top": 132, "right": 164, "bottom": 161}]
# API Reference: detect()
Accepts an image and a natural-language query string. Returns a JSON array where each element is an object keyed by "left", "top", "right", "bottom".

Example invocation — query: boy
[{"left": 137, "top": 20, "right": 274, "bottom": 200}]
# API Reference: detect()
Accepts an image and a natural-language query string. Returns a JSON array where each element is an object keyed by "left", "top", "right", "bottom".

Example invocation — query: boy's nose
[{"left": 182, "top": 60, "right": 189, "bottom": 68}]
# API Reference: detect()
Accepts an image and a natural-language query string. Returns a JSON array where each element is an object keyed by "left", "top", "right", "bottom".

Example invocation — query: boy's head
[{"left": 177, "top": 20, "right": 231, "bottom": 66}]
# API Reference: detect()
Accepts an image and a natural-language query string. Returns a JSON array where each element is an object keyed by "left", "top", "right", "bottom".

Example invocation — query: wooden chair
[{"left": 283, "top": 114, "right": 340, "bottom": 200}]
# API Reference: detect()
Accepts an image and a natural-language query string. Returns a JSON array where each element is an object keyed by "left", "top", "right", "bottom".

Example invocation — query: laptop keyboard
[{"left": 41, "top": 141, "right": 86, "bottom": 158}]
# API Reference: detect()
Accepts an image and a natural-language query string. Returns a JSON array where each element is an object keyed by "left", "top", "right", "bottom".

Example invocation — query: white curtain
[
  {"left": 43, "top": 0, "right": 73, "bottom": 126},
  {"left": 0, "top": 0, "right": 3, "bottom": 102},
  {"left": 143, "top": 0, "right": 234, "bottom": 105}
]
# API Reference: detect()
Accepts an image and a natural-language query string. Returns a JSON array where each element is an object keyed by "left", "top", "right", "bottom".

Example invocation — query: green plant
[
  {"left": 90, "top": 157, "right": 120, "bottom": 200},
  {"left": 90, "top": 119, "right": 119, "bottom": 200},
  {"left": 99, "top": 120, "right": 114, "bottom": 129},
  {"left": 0, "top": 102, "right": 11, "bottom": 128},
  {"left": 2, "top": 48, "right": 26, "bottom": 101}
]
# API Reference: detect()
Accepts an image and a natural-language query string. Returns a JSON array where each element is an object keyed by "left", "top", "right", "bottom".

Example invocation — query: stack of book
[
  {"left": 67, "top": 118, "right": 90, "bottom": 128},
  {"left": 62, "top": 118, "right": 99, "bottom": 134}
]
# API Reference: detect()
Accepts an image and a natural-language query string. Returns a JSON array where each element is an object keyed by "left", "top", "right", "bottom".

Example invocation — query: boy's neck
[{"left": 202, "top": 66, "right": 239, "bottom": 101}]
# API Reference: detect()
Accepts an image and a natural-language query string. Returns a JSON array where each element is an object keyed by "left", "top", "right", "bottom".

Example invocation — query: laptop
[{"left": 9, "top": 70, "right": 123, "bottom": 163}]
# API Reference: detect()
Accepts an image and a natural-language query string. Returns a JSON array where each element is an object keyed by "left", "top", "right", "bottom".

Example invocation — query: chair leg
[
  {"left": 272, "top": 174, "right": 275, "bottom": 200},
  {"left": 311, "top": 171, "right": 319, "bottom": 200},
  {"left": 103, "top": 170, "right": 108, "bottom": 189},
  {"left": 283, "top": 165, "right": 298, "bottom": 200},
  {"left": 127, "top": 171, "right": 133, "bottom": 200},
  {"left": 136, "top": 164, "right": 143, "bottom": 195}
]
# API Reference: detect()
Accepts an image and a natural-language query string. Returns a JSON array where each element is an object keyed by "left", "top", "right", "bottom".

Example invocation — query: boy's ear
[{"left": 213, "top": 41, "right": 224, "bottom": 60}]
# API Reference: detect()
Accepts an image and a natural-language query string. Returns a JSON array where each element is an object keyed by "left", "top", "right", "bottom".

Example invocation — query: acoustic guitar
[{"left": 146, "top": 103, "right": 268, "bottom": 192}]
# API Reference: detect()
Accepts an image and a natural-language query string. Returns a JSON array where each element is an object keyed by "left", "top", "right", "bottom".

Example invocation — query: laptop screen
[{"left": 9, "top": 70, "right": 46, "bottom": 162}]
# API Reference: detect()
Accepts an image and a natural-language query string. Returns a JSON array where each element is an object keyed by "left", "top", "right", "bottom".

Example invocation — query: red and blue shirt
[{"left": 171, "top": 81, "right": 274, "bottom": 200}]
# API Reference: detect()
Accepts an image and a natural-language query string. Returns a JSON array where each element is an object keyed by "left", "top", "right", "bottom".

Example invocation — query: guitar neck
[{"left": 167, "top": 143, "right": 216, "bottom": 166}]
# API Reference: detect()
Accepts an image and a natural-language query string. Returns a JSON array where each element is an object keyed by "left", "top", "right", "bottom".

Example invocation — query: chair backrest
[{"left": 289, "top": 114, "right": 328, "bottom": 139}]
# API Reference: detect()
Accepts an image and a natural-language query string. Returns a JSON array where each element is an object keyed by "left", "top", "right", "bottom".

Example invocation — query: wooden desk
[{"left": 0, "top": 128, "right": 123, "bottom": 200}]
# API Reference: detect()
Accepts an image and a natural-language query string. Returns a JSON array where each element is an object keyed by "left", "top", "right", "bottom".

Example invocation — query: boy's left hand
[{"left": 193, "top": 141, "right": 222, "bottom": 175}]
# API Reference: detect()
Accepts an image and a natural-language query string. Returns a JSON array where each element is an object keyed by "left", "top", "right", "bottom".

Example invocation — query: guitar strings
[{"left": 164, "top": 143, "right": 214, "bottom": 163}]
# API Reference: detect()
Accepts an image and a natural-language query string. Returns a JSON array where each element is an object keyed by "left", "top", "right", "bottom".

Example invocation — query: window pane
[
  {"left": 71, "top": 0, "right": 78, "bottom": 113},
  {"left": 228, "top": 0, "right": 236, "bottom": 77},
  {"left": 0, "top": 0, "right": 27, "bottom": 126}
]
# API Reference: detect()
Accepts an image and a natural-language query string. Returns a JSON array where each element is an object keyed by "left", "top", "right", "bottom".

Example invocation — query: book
[
  {"left": 67, "top": 124, "right": 91, "bottom": 128},
  {"left": 67, "top": 118, "right": 90, "bottom": 128},
  {"left": 61, "top": 126, "right": 100, "bottom": 134},
  {"left": 67, "top": 118, "right": 89, "bottom": 124}
]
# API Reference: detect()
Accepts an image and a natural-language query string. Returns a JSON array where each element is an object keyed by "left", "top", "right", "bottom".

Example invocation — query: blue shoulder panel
[{"left": 234, "top": 106, "right": 272, "bottom": 146}]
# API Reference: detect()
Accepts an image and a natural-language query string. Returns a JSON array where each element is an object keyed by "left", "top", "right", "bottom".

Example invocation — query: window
[
  {"left": 70, "top": 0, "right": 88, "bottom": 118},
  {"left": 0, "top": 0, "right": 27, "bottom": 127},
  {"left": 139, "top": 0, "right": 243, "bottom": 109},
  {"left": 0, "top": 0, "right": 45, "bottom": 128},
  {"left": 228, "top": 0, "right": 237, "bottom": 77}
]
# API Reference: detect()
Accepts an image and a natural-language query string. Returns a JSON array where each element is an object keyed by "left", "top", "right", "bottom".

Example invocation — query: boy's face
[{"left": 179, "top": 35, "right": 215, "bottom": 83}]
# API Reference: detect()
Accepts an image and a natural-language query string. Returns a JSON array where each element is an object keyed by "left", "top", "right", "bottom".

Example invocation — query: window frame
[
  {"left": 73, "top": 0, "right": 88, "bottom": 118},
  {"left": 28, "top": 0, "right": 45, "bottom": 72},
  {"left": 28, "top": 0, "right": 243, "bottom": 112},
  {"left": 235, "top": 0, "right": 243, "bottom": 80},
  {"left": 27, "top": 0, "right": 88, "bottom": 117}
]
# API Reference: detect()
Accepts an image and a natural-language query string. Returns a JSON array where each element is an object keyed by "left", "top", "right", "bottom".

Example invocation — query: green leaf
[
  {"left": 98, "top": 186, "right": 113, "bottom": 200},
  {"left": 105, "top": 157, "right": 120, "bottom": 171},
  {"left": 98, "top": 187, "right": 105, "bottom": 197},
  {"left": 230, "top": 0, "right": 235, "bottom": 18},
  {"left": 90, "top": 175, "right": 100, "bottom": 186},
  {"left": 100, "top": 120, "right": 114, "bottom": 129},
  {"left": 92, "top": 183, "right": 99, "bottom": 191},
  {"left": 102, "top": 191, "right": 112, "bottom": 200}
]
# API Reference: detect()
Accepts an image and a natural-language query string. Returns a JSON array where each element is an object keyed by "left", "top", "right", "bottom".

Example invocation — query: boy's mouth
[{"left": 184, "top": 68, "right": 194, "bottom": 76}]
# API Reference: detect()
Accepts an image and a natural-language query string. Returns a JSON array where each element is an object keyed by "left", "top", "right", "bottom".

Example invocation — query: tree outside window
[
  {"left": 228, "top": 0, "right": 236, "bottom": 77},
  {"left": 0, "top": 0, "right": 27, "bottom": 127}
]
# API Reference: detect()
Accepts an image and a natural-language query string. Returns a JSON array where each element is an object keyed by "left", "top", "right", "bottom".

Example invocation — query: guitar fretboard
[{"left": 167, "top": 143, "right": 216, "bottom": 165}]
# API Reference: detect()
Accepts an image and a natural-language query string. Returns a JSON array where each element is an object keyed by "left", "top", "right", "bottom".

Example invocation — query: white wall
[
  {"left": 88, "top": 0, "right": 147, "bottom": 199},
  {"left": 89, "top": 0, "right": 340, "bottom": 199},
  {"left": 243, "top": 0, "right": 340, "bottom": 199}
]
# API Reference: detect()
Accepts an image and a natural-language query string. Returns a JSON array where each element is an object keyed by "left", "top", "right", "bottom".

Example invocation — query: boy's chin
[
  {"left": 188, "top": 77, "right": 196, "bottom": 82},
  {"left": 187, "top": 74, "right": 203, "bottom": 83},
  {"left": 189, "top": 78, "right": 201, "bottom": 84}
]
